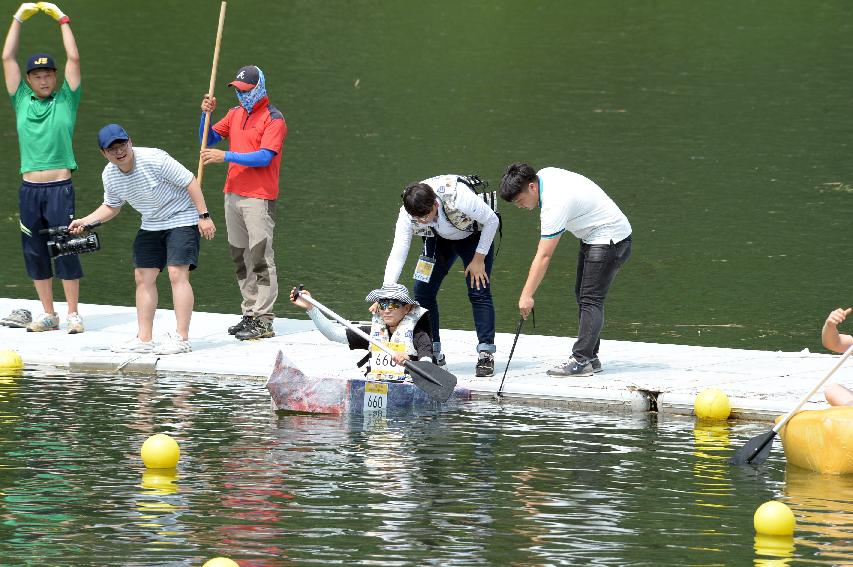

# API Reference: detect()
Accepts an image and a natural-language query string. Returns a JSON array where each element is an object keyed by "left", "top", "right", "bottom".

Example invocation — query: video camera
[{"left": 38, "top": 221, "right": 102, "bottom": 259}]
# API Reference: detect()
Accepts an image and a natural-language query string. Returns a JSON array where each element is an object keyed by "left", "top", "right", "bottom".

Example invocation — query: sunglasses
[{"left": 377, "top": 299, "right": 404, "bottom": 310}]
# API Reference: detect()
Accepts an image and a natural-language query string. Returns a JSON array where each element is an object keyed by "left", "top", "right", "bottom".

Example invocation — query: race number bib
[
  {"left": 370, "top": 341, "right": 407, "bottom": 379},
  {"left": 363, "top": 381, "right": 388, "bottom": 424},
  {"left": 413, "top": 255, "right": 435, "bottom": 283}
]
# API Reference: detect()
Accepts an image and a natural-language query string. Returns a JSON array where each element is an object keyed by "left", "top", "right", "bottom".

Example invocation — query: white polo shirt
[
  {"left": 102, "top": 147, "right": 197, "bottom": 231},
  {"left": 538, "top": 167, "right": 631, "bottom": 244}
]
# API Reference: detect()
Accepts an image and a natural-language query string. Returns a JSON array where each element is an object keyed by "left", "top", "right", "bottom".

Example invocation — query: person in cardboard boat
[{"left": 290, "top": 283, "right": 434, "bottom": 381}]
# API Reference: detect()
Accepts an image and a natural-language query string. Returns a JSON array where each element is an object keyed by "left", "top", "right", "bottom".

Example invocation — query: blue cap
[
  {"left": 97, "top": 124, "right": 130, "bottom": 149},
  {"left": 26, "top": 53, "right": 56, "bottom": 73}
]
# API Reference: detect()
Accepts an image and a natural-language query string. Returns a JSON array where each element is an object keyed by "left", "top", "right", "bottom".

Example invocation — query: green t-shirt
[{"left": 10, "top": 79, "right": 81, "bottom": 174}]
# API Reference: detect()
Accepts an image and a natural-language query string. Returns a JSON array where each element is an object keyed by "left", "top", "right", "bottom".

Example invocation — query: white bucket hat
[{"left": 365, "top": 283, "right": 419, "bottom": 306}]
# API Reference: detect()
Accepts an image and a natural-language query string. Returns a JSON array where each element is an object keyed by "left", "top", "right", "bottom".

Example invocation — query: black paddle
[
  {"left": 728, "top": 343, "right": 853, "bottom": 466},
  {"left": 494, "top": 316, "right": 524, "bottom": 400},
  {"left": 295, "top": 288, "right": 458, "bottom": 404}
]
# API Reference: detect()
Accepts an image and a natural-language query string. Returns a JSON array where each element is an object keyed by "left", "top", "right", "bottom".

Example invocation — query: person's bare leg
[
  {"left": 167, "top": 265, "right": 193, "bottom": 340},
  {"left": 824, "top": 383, "right": 853, "bottom": 406},
  {"left": 32, "top": 278, "right": 56, "bottom": 315},
  {"left": 61, "top": 278, "right": 79, "bottom": 314},
  {"left": 135, "top": 268, "right": 159, "bottom": 342}
]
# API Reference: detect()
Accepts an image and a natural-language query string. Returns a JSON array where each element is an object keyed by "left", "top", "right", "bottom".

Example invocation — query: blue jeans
[
  {"left": 413, "top": 231, "right": 496, "bottom": 353},
  {"left": 572, "top": 235, "right": 632, "bottom": 363}
]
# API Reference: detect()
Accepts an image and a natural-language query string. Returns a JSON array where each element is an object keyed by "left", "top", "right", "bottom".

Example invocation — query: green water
[
  {"left": 1, "top": 0, "right": 851, "bottom": 352},
  {"left": 3, "top": 369, "right": 853, "bottom": 566}
]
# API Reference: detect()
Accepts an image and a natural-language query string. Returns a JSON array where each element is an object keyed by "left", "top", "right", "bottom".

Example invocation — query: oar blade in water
[
  {"left": 406, "top": 360, "right": 457, "bottom": 403},
  {"left": 729, "top": 430, "right": 777, "bottom": 466}
]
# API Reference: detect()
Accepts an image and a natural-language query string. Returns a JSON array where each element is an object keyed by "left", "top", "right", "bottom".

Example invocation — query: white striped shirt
[{"left": 102, "top": 147, "right": 197, "bottom": 231}]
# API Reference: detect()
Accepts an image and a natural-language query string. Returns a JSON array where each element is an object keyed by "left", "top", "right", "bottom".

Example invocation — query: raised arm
[
  {"left": 37, "top": 3, "right": 78, "bottom": 89},
  {"left": 59, "top": 18, "right": 78, "bottom": 89},
  {"left": 2, "top": 19, "right": 22, "bottom": 95}
]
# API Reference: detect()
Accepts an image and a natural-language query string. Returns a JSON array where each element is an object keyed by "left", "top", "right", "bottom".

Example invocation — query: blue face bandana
[{"left": 235, "top": 67, "right": 266, "bottom": 113}]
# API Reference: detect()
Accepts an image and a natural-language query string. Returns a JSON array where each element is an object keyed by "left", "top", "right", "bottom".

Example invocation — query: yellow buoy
[
  {"left": 203, "top": 558, "right": 240, "bottom": 567},
  {"left": 0, "top": 349, "right": 23, "bottom": 370},
  {"left": 140, "top": 433, "right": 180, "bottom": 469},
  {"left": 694, "top": 388, "right": 731, "bottom": 420},
  {"left": 754, "top": 500, "right": 796, "bottom": 536}
]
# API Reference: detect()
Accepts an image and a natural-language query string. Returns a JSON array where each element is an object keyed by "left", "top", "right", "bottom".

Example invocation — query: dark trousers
[
  {"left": 19, "top": 179, "right": 83, "bottom": 280},
  {"left": 572, "top": 235, "right": 632, "bottom": 362},
  {"left": 413, "top": 231, "right": 496, "bottom": 352}
]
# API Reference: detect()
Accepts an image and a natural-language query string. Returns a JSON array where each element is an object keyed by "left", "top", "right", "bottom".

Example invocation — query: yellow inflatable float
[{"left": 777, "top": 407, "right": 853, "bottom": 474}]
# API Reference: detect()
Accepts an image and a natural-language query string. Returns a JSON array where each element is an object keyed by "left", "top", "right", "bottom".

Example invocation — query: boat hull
[
  {"left": 778, "top": 407, "right": 853, "bottom": 474},
  {"left": 265, "top": 350, "right": 472, "bottom": 415}
]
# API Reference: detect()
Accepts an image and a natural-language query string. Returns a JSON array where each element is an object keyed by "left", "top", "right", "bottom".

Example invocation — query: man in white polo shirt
[
  {"left": 69, "top": 124, "right": 216, "bottom": 355},
  {"left": 499, "top": 163, "right": 632, "bottom": 377}
]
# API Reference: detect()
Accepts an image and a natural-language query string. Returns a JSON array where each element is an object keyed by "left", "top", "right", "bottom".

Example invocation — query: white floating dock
[{"left": 0, "top": 297, "right": 845, "bottom": 421}]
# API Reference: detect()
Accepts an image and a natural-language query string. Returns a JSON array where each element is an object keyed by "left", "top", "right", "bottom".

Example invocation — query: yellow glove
[
  {"left": 36, "top": 2, "right": 66, "bottom": 22},
  {"left": 13, "top": 3, "right": 39, "bottom": 22}
]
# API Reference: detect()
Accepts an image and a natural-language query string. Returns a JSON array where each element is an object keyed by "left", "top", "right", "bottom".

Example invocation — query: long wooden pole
[{"left": 197, "top": 1, "right": 227, "bottom": 187}]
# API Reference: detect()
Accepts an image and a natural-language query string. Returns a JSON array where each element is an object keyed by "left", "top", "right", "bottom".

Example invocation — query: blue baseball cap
[
  {"left": 26, "top": 53, "right": 56, "bottom": 73},
  {"left": 97, "top": 124, "right": 130, "bottom": 149}
]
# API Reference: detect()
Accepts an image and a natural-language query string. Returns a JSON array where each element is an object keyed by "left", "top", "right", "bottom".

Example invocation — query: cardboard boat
[
  {"left": 778, "top": 406, "right": 853, "bottom": 474},
  {"left": 265, "top": 350, "right": 472, "bottom": 415}
]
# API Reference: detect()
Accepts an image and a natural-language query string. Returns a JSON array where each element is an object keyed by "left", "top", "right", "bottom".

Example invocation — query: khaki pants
[{"left": 224, "top": 193, "right": 278, "bottom": 322}]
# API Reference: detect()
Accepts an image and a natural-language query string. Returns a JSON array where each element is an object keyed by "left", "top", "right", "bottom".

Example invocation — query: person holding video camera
[
  {"left": 69, "top": 124, "right": 216, "bottom": 355},
  {"left": 2, "top": 2, "right": 84, "bottom": 333}
]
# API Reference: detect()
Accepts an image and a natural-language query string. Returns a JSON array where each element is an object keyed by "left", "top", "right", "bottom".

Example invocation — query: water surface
[{"left": 2, "top": 369, "right": 853, "bottom": 565}]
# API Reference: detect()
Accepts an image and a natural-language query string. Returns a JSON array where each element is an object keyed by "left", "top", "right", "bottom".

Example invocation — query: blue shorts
[
  {"left": 19, "top": 179, "right": 84, "bottom": 280},
  {"left": 133, "top": 225, "right": 200, "bottom": 271}
]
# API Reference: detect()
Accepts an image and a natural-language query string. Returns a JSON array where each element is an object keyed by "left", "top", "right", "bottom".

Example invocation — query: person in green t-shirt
[{"left": 2, "top": 2, "right": 84, "bottom": 334}]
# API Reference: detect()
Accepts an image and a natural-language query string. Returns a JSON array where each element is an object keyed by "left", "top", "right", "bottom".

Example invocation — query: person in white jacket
[{"left": 383, "top": 174, "right": 499, "bottom": 377}]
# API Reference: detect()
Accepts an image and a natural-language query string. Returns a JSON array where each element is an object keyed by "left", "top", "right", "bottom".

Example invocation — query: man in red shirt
[{"left": 200, "top": 65, "right": 286, "bottom": 340}]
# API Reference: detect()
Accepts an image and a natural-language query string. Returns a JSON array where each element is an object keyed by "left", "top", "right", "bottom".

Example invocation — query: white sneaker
[
  {"left": 153, "top": 332, "right": 192, "bottom": 355},
  {"left": 111, "top": 336, "right": 155, "bottom": 353},
  {"left": 66, "top": 312, "right": 84, "bottom": 334},
  {"left": 27, "top": 312, "right": 59, "bottom": 332}
]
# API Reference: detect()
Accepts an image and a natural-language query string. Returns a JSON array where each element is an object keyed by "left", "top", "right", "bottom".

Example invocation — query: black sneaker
[
  {"left": 228, "top": 315, "right": 253, "bottom": 335},
  {"left": 433, "top": 353, "right": 446, "bottom": 366},
  {"left": 590, "top": 357, "right": 602, "bottom": 373},
  {"left": 546, "top": 356, "right": 593, "bottom": 377},
  {"left": 475, "top": 351, "right": 495, "bottom": 377},
  {"left": 235, "top": 317, "right": 275, "bottom": 341}
]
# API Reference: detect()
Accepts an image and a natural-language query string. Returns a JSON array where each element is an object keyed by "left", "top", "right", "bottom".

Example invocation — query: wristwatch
[{"left": 199, "top": 212, "right": 211, "bottom": 219}]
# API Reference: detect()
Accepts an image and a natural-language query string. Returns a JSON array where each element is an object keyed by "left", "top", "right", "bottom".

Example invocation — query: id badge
[{"left": 413, "top": 255, "right": 435, "bottom": 283}]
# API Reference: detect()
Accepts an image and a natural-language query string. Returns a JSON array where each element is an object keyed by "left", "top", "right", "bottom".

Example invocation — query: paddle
[
  {"left": 728, "top": 343, "right": 853, "bottom": 466},
  {"left": 295, "top": 289, "right": 458, "bottom": 404},
  {"left": 494, "top": 317, "right": 524, "bottom": 400}
]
